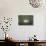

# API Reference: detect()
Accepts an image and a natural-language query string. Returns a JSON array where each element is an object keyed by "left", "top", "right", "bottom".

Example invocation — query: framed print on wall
[{"left": 18, "top": 15, "right": 33, "bottom": 25}]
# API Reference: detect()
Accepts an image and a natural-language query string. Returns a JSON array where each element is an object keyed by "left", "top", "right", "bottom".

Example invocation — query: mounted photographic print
[{"left": 18, "top": 15, "right": 33, "bottom": 25}]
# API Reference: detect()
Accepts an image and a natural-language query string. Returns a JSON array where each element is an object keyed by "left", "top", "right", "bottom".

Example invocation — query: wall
[{"left": 0, "top": 0, "right": 46, "bottom": 40}]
